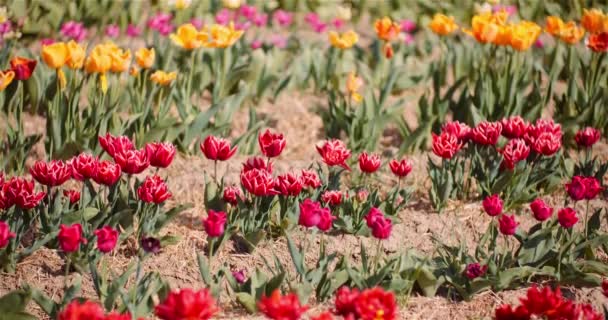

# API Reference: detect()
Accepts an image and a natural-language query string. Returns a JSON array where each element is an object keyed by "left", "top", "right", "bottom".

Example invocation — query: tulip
[
  {"left": 442, "top": 121, "right": 471, "bottom": 141},
  {"left": 242, "top": 156, "right": 272, "bottom": 173},
  {"left": 581, "top": 9, "right": 607, "bottom": 34},
  {"left": 501, "top": 139, "right": 530, "bottom": 170},
  {"left": 509, "top": 21, "right": 541, "bottom": 51},
  {"left": 232, "top": 269, "right": 247, "bottom": 284},
  {"left": 58, "top": 223, "right": 85, "bottom": 253},
  {"left": 316, "top": 139, "right": 351, "bottom": 170},
  {"left": 3, "top": 177, "right": 46, "bottom": 210},
  {"left": 69, "top": 153, "right": 98, "bottom": 180},
  {"left": 358, "top": 152, "right": 381, "bottom": 174},
  {"left": 104, "top": 312, "right": 132, "bottom": 320},
  {"left": 258, "top": 129, "right": 286, "bottom": 158},
  {"left": 202, "top": 210, "right": 227, "bottom": 238},
  {"left": 471, "top": 121, "right": 502, "bottom": 145},
  {"left": 223, "top": 186, "right": 242, "bottom": 205},
  {"left": 482, "top": 194, "right": 503, "bottom": 217},
  {"left": 84, "top": 44, "right": 112, "bottom": 74},
  {"left": 354, "top": 287, "right": 397, "bottom": 320},
  {"left": 94, "top": 226, "right": 119, "bottom": 253},
  {"left": 557, "top": 21, "right": 586, "bottom": 44},
  {"left": 565, "top": 176, "right": 587, "bottom": 201},
  {"left": 346, "top": 71, "right": 363, "bottom": 103},
  {"left": 251, "top": 12, "right": 268, "bottom": 27},
  {"left": 602, "top": 279, "right": 608, "bottom": 298},
  {"left": 60, "top": 21, "right": 87, "bottom": 42},
  {"left": 258, "top": 290, "right": 308, "bottom": 320},
  {"left": 321, "top": 190, "right": 342, "bottom": 206},
  {"left": 530, "top": 198, "right": 553, "bottom": 221},
  {"left": 145, "top": 142, "right": 176, "bottom": 168},
  {"left": 155, "top": 288, "right": 219, "bottom": 320},
  {"left": 42, "top": 42, "right": 69, "bottom": 69},
  {"left": 63, "top": 190, "right": 81, "bottom": 205},
  {"left": 583, "top": 177, "right": 603, "bottom": 200},
  {"left": 9, "top": 56, "right": 36, "bottom": 81},
  {"left": 369, "top": 215, "right": 392, "bottom": 239},
  {"left": 575, "top": 127, "right": 601, "bottom": 148},
  {"left": 113, "top": 149, "right": 149, "bottom": 175},
  {"left": 335, "top": 287, "right": 359, "bottom": 319},
  {"left": 374, "top": 17, "right": 400, "bottom": 41},
  {"left": 126, "top": 24, "right": 142, "bottom": 37},
  {"left": 169, "top": 0, "right": 192, "bottom": 9},
  {"left": 524, "top": 119, "right": 562, "bottom": 146},
  {"left": 105, "top": 24, "right": 120, "bottom": 38},
  {"left": 150, "top": 70, "right": 177, "bottom": 86},
  {"left": 311, "top": 312, "right": 333, "bottom": 320},
  {"left": 389, "top": 158, "right": 412, "bottom": 178},
  {"left": 93, "top": 161, "right": 122, "bottom": 186},
  {"left": 57, "top": 300, "right": 105, "bottom": 320},
  {"left": 66, "top": 41, "right": 86, "bottom": 69},
  {"left": 328, "top": 30, "right": 358, "bottom": 49},
  {"left": 400, "top": 19, "right": 416, "bottom": 33},
  {"left": 109, "top": 48, "right": 131, "bottom": 73},
  {"left": 137, "top": 175, "right": 171, "bottom": 204},
  {"left": 383, "top": 42, "right": 394, "bottom": 59},
  {"left": 558, "top": 208, "right": 578, "bottom": 228},
  {"left": 99, "top": 133, "right": 134, "bottom": 157},
  {"left": 141, "top": 237, "right": 161, "bottom": 254},
  {"left": 432, "top": 132, "right": 463, "bottom": 159},
  {"left": 273, "top": 10, "right": 293, "bottom": 27},
  {"left": 428, "top": 13, "right": 459, "bottom": 35},
  {"left": 29, "top": 160, "right": 72, "bottom": 187},
  {"left": 0, "top": 221, "right": 15, "bottom": 249},
  {"left": 588, "top": 32, "right": 608, "bottom": 52},
  {"left": 198, "top": 22, "right": 245, "bottom": 49},
  {"left": 276, "top": 173, "right": 303, "bottom": 196},
  {"left": 464, "top": 263, "right": 488, "bottom": 279},
  {"left": 300, "top": 169, "right": 321, "bottom": 189},
  {"left": 0, "top": 70, "right": 14, "bottom": 91},
  {"left": 200, "top": 135, "right": 238, "bottom": 161},
  {"left": 135, "top": 48, "right": 155, "bottom": 69},
  {"left": 356, "top": 189, "right": 369, "bottom": 202},
  {"left": 501, "top": 116, "right": 529, "bottom": 139},
  {"left": 498, "top": 214, "right": 518, "bottom": 236},
  {"left": 240, "top": 168, "right": 275, "bottom": 197},
  {"left": 298, "top": 199, "right": 323, "bottom": 228}
]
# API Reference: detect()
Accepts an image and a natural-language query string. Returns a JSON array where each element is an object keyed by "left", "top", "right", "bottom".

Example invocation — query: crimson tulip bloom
[
  {"left": 240, "top": 168, "right": 276, "bottom": 197},
  {"left": 298, "top": 198, "right": 323, "bottom": 228},
  {"left": 223, "top": 186, "right": 243, "bottom": 205},
  {"left": 94, "top": 226, "right": 119, "bottom": 253},
  {"left": 501, "top": 116, "right": 529, "bottom": 139},
  {"left": 0, "top": 221, "right": 15, "bottom": 249},
  {"left": 155, "top": 288, "right": 219, "bottom": 320},
  {"left": 365, "top": 207, "right": 392, "bottom": 239},
  {"left": 113, "top": 149, "right": 149, "bottom": 175},
  {"left": 200, "top": 135, "right": 237, "bottom": 161},
  {"left": 558, "top": 208, "right": 578, "bottom": 228},
  {"left": 432, "top": 132, "right": 462, "bottom": 159},
  {"left": 524, "top": 119, "right": 562, "bottom": 152},
  {"left": 365, "top": 207, "right": 384, "bottom": 227},
  {"left": 3, "top": 177, "right": 46, "bottom": 210},
  {"left": 232, "top": 269, "right": 247, "bottom": 284},
  {"left": 99, "top": 133, "right": 134, "bottom": 158},
  {"left": 258, "top": 129, "right": 286, "bottom": 158},
  {"left": 58, "top": 223, "right": 86, "bottom": 253},
  {"left": 602, "top": 279, "right": 608, "bottom": 298},
  {"left": 358, "top": 152, "right": 381, "bottom": 173},
  {"left": 321, "top": 190, "right": 342, "bottom": 206},
  {"left": 93, "top": 160, "right": 122, "bottom": 186},
  {"left": 104, "top": 312, "right": 132, "bottom": 320},
  {"left": 482, "top": 194, "right": 503, "bottom": 217},
  {"left": 565, "top": 176, "right": 587, "bottom": 201},
  {"left": 353, "top": 287, "right": 397, "bottom": 320},
  {"left": 300, "top": 169, "right": 321, "bottom": 189},
  {"left": 494, "top": 304, "right": 530, "bottom": 320},
  {"left": 63, "top": 190, "right": 81, "bottom": 204},
  {"left": 258, "top": 289, "right": 308, "bottom": 320},
  {"left": 501, "top": 139, "right": 530, "bottom": 170},
  {"left": 498, "top": 214, "right": 518, "bottom": 236},
  {"left": 389, "top": 158, "right": 412, "bottom": 178},
  {"left": 141, "top": 236, "right": 161, "bottom": 254},
  {"left": 30, "top": 160, "right": 72, "bottom": 187},
  {"left": 137, "top": 175, "right": 171, "bottom": 204},
  {"left": 202, "top": 210, "right": 227, "bottom": 238},
  {"left": 583, "top": 177, "right": 603, "bottom": 200},
  {"left": 69, "top": 153, "right": 98, "bottom": 180},
  {"left": 442, "top": 121, "right": 471, "bottom": 141},
  {"left": 310, "top": 311, "right": 334, "bottom": 320},
  {"left": 574, "top": 127, "right": 601, "bottom": 148},
  {"left": 145, "top": 142, "right": 176, "bottom": 168},
  {"left": 276, "top": 172, "right": 303, "bottom": 196},
  {"left": 471, "top": 121, "right": 502, "bottom": 145},
  {"left": 10, "top": 56, "right": 37, "bottom": 81},
  {"left": 316, "top": 139, "right": 351, "bottom": 170},
  {"left": 57, "top": 300, "right": 105, "bottom": 320},
  {"left": 464, "top": 263, "right": 488, "bottom": 279},
  {"left": 530, "top": 198, "right": 553, "bottom": 221},
  {"left": 532, "top": 132, "right": 561, "bottom": 156},
  {"left": 334, "top": 286, "right": 360, "bottom": 319},
  {"left": 317, "top": 209, "right": 336, "bottom": 232},
  {"left": 242, "top": 156, "right": 273, "bottom": 173}
]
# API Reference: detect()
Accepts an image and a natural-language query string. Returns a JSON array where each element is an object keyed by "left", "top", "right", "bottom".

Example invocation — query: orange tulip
[
  {"left": 374, "top": 17, "right": 400, "bottom": 42},
  {"left": 509, "top": 21, "right": 541, "bottom": 51},
  {"left": 85, "top": 44, "right": 112, "bottom": 74},
  {"left": 545, "top": 16, "right": 564, "bottom": 36},
  {"left": 109, "top": 48, "right": 131, "bottom": 73},
  {"left": 170, "top": 23, "right": 202, "bottom": 50},
  {"left": 135, "top": 48, "right": 155, "bottom": 69},
  {"left": 559, "top": 22, "right": 585, "bottom": 44},
  {"left": 197, "top": 22, "right": 244, "bottom": 48},
  {"left": 581, "top": 9, "right": 607, "bottom": 34},
  {"left": 41, "top": 42, "right": 69, "bottom": 69},
  {"left": 0, "top": 70, "right": 15, "bottom": 91},
  {"left": 66, "top": 41, "right": 86, "bottom": 69},
  {"left": 428, "top": 14, "right": 459, "bottom": 36},
  {"left": 150, "top": 70, "right": 177, "bottom": 86}
]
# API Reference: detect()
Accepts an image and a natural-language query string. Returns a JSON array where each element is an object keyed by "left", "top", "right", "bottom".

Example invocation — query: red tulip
[
  {"left": 223, "top": 186, "right": 243, "bottom": 205},
  {"left": 334, "top": 286, "right": 360, "bottom": 319},
  {"left": 145, "top": 142, "right": 176, "bottom": 168},
  {"left": 494, "top": 305, "right": 530, "bottom": 320},
  {"left": 365, "top": 207, "right": 383, "bottom": 227},
  {"left": 30, "top": 160, "right": 72, "bottom": 187},
  {"left": 574, "top": 127, "right": 601, "bottom": 148},
  {"left": 94, "top": 226, "right": 119, "bottom": 253},
  {"left": 141, "top": 236, "right": 161, "bottom": 254},
  {"left": 243, "top": 156, "right": 273, "bottom": 173},
  {"left": 524, "top": 119, "right": 562, "bottom": 147},
  {"left": 317, "top": 208, "right": 336, "bottom": 232},
  {"left": 529, "top": 198, "right": 553, "bottom": 221},
  {"left": 602, "top": 279, "right": 608, "bottom": 298},
  {"left": 565, "top": 176, "right": 587, "bottom": 201},
  {"left": 104, "top": 312, "right": 132, "bottom": 320},
  {"left": 354, "top": 287, "right": 397, "bottom": 320},
  {"left": 520, "top": 286, "right": 566, "bottom": 316},
  {"left": 155, "top": 288, "right": 219, "bottom": 320},
  {"left": 202, "top": 209, "right": 227, "bottom": 238},
  {"left": 99, "top": 133, "right": 134, "bottom": 158},
  {"left": 356, "top": 189, "right": 369, "bottom": 202},
  {"left": 310, "top": 311, "right": 334, "bottom": 320},
  {"left": 0, "top": 221, "right": 15, "bottom": 249},
  {"left": 57, "top": 300, "right": 105, "bottom": 320},
  {"left": 464, "top": 263, "right": 488, "bottom": 279},
  {"left": 69, "top": 153, "right": 98, "bottom": 180},
  {"left": 498, "top": 214, "right": 518, "bottom": 236},
  {"left": 258, "top": 289, "right": 308, "bottom": 320},
  {"left": 471, "top": 121, "right": 502, "bottom": 145},
  {"left": 500, "top": 139, "right": 530, "bottom": 170},
  {"left": 93, "top": 160, "right": 122, "bottom": 186},
  {"left": 63, "top": 190, "right": 81, "bottom": 204},
  {"left": 558, "top": 207, "right": 578, "bottom": 228},
  {"left": 200, "top": 135, "right": 237, "bottom": 161},
  {"left": 137, "top": 175, "right": 171, "bottom": 204},
  {"left": 258, "top": 129, "right": 286, "bottom": 158},
  {"left": 482, "top": 194, "right": 503, "bottom": 217},
  {"left": 276, "top": 172, "right": 303, "bottom": 196},
  {"left": 501, "top": 116, "right": 529, "bottom": 139},
  {"left": 321, "top": 190, "right": 342, "bottom": 206},
  {"left": 358, "top": 152, "right": 381, "bottom": 173},
  {"left": 365, "top": 208, "right": 392, "bottom": 239},
  {"left": 3, "top": 177, "right": 46, "bottom": 210},
  {"left": 113, "top": 149, "right": 150, "bottom": 174},
  {"left": 298, "top": 198, "right": 323, "bottom": 228},
  {"left": 300, "top": 169, "right": 321, "bottom": 189},
  {"left": 532, "top": 132, "right": 561, "bottom": 156},
  {"left": 588, "top": 32, "right": 608, "bottom": 52},
  {"left": 432, "top": 132, "right": 462, "bottom": 159},
  {"left": 442, "top": 121, "right": 471, "bottom": 141},
  {"left": 316, "top": 139, "right": 351, "bottom": 170},
  {"left": 240, "top": 168, "right": 276, "bottom": 197},
  {"left": 10, "top": 56, "right": 37, "bottom": 81},
  {"left": 58, "top": 223, "right": 86, "bottom": 253},
  {"left": 389, "top": 158, "right": 412, "bottom": 178},
  {"left": 583, "top": 176, "right": 603, "bottom": 200},
  {"left": 0, "top": 189, "right": 10, "bottom": 210}
]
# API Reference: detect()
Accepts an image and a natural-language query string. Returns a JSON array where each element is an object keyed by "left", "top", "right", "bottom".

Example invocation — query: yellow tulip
[
  {"left": 85, "top": 44, "right": 112, "bottom": 74},
  {"left": 0, "top": 70, "right": 15, "bottom": 91},
  {"left": 129, "top": 66, "right": 139, "bottom": 77},
  {"left": 150, "top": 70, "right": 177, "bottom": 86},
  {"left": 346, "top": 71, "right": 363, "bottom": 103},
  {"left": 493, "top": 24, "right": 513, "bottom": 46},
  {"left": 66, "top": 41, "right": 86, "bottom": 69},
  {"left": 559, "top": 22, "right": 585, "bottom": 44},
  {"left": 374, "top": 17, "right": 400, "bottom": 42},
  {"left": 41, "top": 42, "right": 69, "bottom": 69},
  {"left": 170, "top": 24, "right": 202, "bottom": 50},
  {"left": 109, "top": 49, "right": 131, "bottom": 73},
  {"left": 509, "top": 21, "right": 541, "bottom": 51},
  {"left": 545, "top": 16, "right": 565, "bottom": 36},
  {"left": 198, "top": 22, "right": 244, "bottom": 48},
  {"left": 428, "top": 14, "right": 459, "bottom": 36},
  {"left": 222, "top": 0, "right": 241, "bottom": 9},
  {"left": 135, "top": 48, "right": 155, "bottom": 69},
  {"left": 328, "top": 30, "right": 358, "bottom": 49}
]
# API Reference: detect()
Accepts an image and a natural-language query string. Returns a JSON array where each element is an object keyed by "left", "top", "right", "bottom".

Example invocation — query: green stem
[{"left": 371, "top": 239, "right": 383, "bottom": 274}]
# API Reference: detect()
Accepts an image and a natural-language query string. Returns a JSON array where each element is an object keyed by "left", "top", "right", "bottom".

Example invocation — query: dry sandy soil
[{"left": 1, "top": 89, "right": 607, "bottom": 320}]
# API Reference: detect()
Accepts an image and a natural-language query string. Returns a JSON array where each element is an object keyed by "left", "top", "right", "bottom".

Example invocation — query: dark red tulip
[
  {"left": 258, "top": 129, "right": 286, "bottom": 158},
  {"left": 334, "top": 286, "right": 359, "bottom": 319},
  {"left": 202, "top": 209, "right": 227, "bottom": 238},
  {"left": 0, "top": 221, "right": 15, "bottom": 249},
  {"left": 275, "top": 172, "right": 303, "bottom": 196},
  {"left": 358, "top": 152, "right": 381, "bottom": 173},
  {"left": 321, "top": 190, "right": 342, "bottom": 206},
  {"left": 10, "top": 56, "right": 37, "bottom": 81},
  {"left": 501, "top": 116, "right": 529, "bottom": 139},
  {"left": 575, "top": 127, "right": 601, "bottom": 148},
  {"left": 3, "top": 177, "right": 46, "bottom": 210},
  {"left": 258, "top": 290, "right": 308, "bottom": 320},
  {"left": 501, "top": 139, "right": 530, "bottom": 170},
  {"left": 145, "top": 142, "right": 176, "bottom": 168},
  {"left": 155, "top": 288, "right": 219, "bottom": 320},
  {"left": 94, "top": 226, "right": 118, "bottom": 253},
  {"left": 63, "top": 189, "right": 81, "bottom": 204},
  {"left": 583, "top": 176, "right": 602, "bottom": 200},
  {"left": 498, "top": 214, "right": 518, "bottom": 236},
  {"left": 565, "top": 176, "right": 587, "bottom": 201},
  {"left": 530, "top": 198, "right": 553, "bottom": 221},
  {"left": 240, "top": 168, "right": 275, "bottom": 197},
  {"left": 494, "top": 304, "right": 530, "bottom": 320},
  {"left": 471, "top": 121, "right": 502, "bottom": 145},
  {"left": 432, "top": 132, "right": 462, "bottom": 159},
  {"left": 93, "top": 160, "right": 122, "bottom": 186},
  {"left": 99, "top": 133, "right": 134, "bottom": 158},
  {"left": 442, "top": 121, "right": 471, "bottom": 141},
  {"left": 300, "top": 169, "right": 321, "bottom": 189},
  {"left": 141, "top": 236, "right": 161, "bottom": 254},
  {"left": 200, "top": 135, "right": 237, "bottom": 161},
  {"left": 558, "top": 207, "right": 578, "bottom": 228},
  {"left": 316, "top": 139, "right": 351, "bottom": 170},
  {"left": 58, "top": 223, "right": 85, "bottom": 253},
  {"left": 69, "top": 153, "right": 98, "bottom": 180},
  {"left": 57, "top": 300, "right": 104, "bottom": 320},
  {"left": 223, "top": 186, "right": 243, "bottom": 205},
  {"left": 482, "top": 194, "right": 503, "bottom": 217},
  {"left": 242, "top": 156, "right": 273, "bottom": 173},
  {"left": 113, "top": 149, "right": 149, "bottom": 174},
  {"left": 29, "top": 160, "right": 71, "bottom": 187},
  {"left": 464, "top": 263, "right": 488, "bottom": 279},
  {"left": 137, "top": 175, "right": 171, "bottom": 204},
  {"left": 389, "top": 158, "right": 412, "bottom": 178}
]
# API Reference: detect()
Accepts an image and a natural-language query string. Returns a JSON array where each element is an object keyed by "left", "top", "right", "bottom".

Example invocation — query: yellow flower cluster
[
  {"left": 462, "top": 10, "right": 541, "bottom": 51},
  {"left": 328, "top": 30, "right": 359, "bottom": 49},
  {"left": 545, "top": 16, "right": 585, "bottom": 44},
  {"left": 581, "top": 9, "right": 608, "bottom": 34},
  {"left": 170, "top": 23, "right": 244, "bottom": 50}
]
